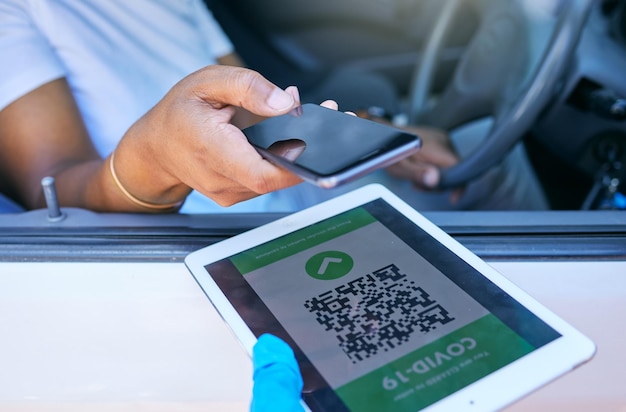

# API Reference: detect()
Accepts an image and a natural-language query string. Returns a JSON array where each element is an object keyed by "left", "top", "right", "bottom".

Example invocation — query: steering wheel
[{"left": 407, "top": 0, "right": 595, "bottom": 189}]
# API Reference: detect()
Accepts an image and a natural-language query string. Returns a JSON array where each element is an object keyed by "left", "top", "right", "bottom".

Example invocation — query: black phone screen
[{"left": 242, "top": 104, "right": 420, "bottom": 185}]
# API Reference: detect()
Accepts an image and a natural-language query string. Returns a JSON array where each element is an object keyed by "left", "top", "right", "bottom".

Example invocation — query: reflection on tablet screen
[{"left": 204, "top": 199, "right": 561, "bottom": 411}]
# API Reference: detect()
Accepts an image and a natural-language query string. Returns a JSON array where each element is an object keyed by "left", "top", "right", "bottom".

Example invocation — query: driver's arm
[
  {"left": 0, "top": 66, "right": 303, "bottom": 212},
  {"left": 0, "top": 78, "right": 109, "bottom": 211}
]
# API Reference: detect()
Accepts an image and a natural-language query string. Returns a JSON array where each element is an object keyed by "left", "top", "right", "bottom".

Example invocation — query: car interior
[
  {"left": 210, "top": 0, "right": 626, "bottom": 210},
  {"left": 0, "top": 0, "right": 625, "bottom": 410}
]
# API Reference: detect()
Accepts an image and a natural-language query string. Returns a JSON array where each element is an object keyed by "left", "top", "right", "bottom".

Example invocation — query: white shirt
[{"left": 0, "top": 0, "right": 232, "bottom": 151}]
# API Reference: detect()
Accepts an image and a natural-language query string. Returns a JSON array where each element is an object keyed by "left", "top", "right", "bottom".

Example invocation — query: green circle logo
[{"left": 305, "top": 251, "right": 353, "bottom": 280}]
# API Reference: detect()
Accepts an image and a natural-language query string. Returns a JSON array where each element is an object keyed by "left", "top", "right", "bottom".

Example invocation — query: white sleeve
[
  {"left": 193, "top": 1, "right": 235, "bottom": 59},
  {"left": 0, "top": 0, "right": 66, "bottom": 111}
]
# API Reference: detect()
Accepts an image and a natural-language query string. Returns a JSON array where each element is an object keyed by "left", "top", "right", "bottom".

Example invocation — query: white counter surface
[{"left": 0, "top": 261, "right": 624, "bottom": 411}]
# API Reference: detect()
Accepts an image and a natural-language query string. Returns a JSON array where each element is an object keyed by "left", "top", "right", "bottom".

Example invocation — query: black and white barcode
[{"left": 304, "top": 264, "right": 455, "bottom": 363}]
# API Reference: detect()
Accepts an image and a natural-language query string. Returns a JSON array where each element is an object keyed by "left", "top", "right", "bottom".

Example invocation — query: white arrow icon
[{"left": 318, "top": 257, "right": 343, "bottom": 275}]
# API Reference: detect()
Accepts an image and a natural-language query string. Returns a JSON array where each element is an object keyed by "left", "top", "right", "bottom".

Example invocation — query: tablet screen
[{"left": 202, "top": 199, "right": 561, "bottom": 411}]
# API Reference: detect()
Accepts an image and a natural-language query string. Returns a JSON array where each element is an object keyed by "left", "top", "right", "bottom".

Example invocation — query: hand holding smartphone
[{"left": 243, "top": 104, "right": 421, "bottom": 188}]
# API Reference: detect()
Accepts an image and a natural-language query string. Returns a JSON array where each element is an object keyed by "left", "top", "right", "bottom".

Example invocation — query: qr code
[{"left": 303, "top": 264, "right": 455, "bottom": 363}]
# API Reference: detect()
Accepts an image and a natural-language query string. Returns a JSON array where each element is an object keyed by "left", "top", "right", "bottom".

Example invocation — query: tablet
[{"left": 185, "top": 184, "right": 595, "bottom": 412}]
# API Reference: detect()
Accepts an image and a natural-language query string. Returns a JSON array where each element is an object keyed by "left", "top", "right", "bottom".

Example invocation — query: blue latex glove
[{"left": 251, "top": 334, "right": 305, "bottom": 412}]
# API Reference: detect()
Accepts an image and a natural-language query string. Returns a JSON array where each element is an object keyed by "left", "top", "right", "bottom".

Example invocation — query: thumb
[{"left": 192, "top": 66, "right": 296, "bottom": 116}]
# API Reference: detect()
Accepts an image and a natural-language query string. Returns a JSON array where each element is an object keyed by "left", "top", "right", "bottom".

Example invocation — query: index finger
[{"left": 213, "top": 125, "right": 303, "bottom": 194}]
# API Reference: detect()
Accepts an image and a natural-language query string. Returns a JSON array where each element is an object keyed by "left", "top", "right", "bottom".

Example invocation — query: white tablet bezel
[{"left": 184, "top": 183, "right": 595, "bottom": 412}]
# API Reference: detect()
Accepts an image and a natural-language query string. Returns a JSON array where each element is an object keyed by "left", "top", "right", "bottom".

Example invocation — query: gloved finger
[{"left": 251, "top": 334, "right": 304, "bottom": 412}]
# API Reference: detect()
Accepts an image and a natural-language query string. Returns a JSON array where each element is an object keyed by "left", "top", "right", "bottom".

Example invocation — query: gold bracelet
[{"left": 109, "top": 151, "right": 183, "bottom": 210}]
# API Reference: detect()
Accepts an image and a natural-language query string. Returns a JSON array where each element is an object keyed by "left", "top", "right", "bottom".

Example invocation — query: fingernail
[
  {"left": 423, "top": 168, "right": 439, "bottom": 187},
  {"left": 286, "top": 86, "right": 300, "bottom": 103},
  {"left": 267, "top": 88, "right": 294, "bottom": 111}
]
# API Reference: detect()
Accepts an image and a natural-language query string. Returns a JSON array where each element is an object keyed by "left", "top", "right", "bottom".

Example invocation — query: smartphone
[{"left": 242, "top": 103, "right": 421, "bottom": 188}]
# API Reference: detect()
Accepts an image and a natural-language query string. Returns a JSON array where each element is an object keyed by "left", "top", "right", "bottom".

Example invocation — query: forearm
[
  {"left": 0, "top": 78, "right": 187, "bottom": 213},
  {"left": 104, "top": 119, "right": 191, "bottom": 212},
  {"left": 50, "top": 151, "right": 187, "bottom": 213},
  {"left": 1, "top": 66, "right": 302, "bottom": 213}
]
